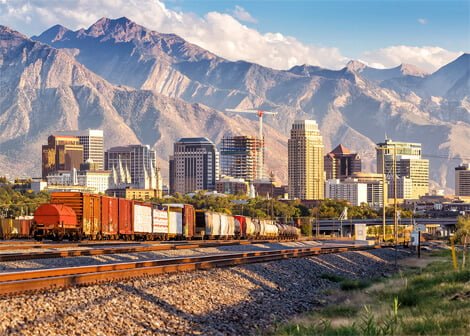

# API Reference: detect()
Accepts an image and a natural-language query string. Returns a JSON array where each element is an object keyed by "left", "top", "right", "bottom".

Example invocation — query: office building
[
  {"left": 288, "top": 120, "right": 324, "bottom": 200},
  {"left": 216, "top": 177, "right": 248, "bottom": 195},
  {"left": 456, "top": 163, "right": 470, "bottom": 197},
  {"left": 46, "top": 169, "right": 111, "bottom": 194},
  {"left": 42, "top": 135, "right": 83, "bottom": 178},
  {"left": 324, "top": 144, "right": 361, "bottom": 180},
  {"left": 220, "top": 135, "right": 264, "bottom": 182},
  {"left": 171, "top": 137, "right": 219, "bottom": 194},
  {"left": 56, "top": 130, "right": 104, "bottom": 170},
  {"left": 351, "top": 172, "right": 387, "bottom": 208},
  {"left": 376, "top": 139, "right": 429, "bottom": 199},
  {"left": 325, "top": 179, "right": 368, "bottom": 206},
  {"left": 105, "top": 144, "right": 159, "bottom": 190}
]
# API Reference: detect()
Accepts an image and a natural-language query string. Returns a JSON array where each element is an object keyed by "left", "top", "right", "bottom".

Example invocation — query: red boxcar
[
  {"left": 118, "top": 198, "right": 133, "bottom": 236},
  {"left": 101, "top": 196, "right": 119, "bottom": 237},
  {"left": 183, "top": 204, "right": 196, "bottom": 239}
]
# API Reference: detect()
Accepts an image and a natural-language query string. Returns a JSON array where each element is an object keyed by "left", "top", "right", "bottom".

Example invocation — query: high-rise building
[
  {"left": 56, "top": 130, "right": 104, "bottom": 170},
  {"left": 105, "top": 144, "right": 159, "bottom": 189},
  {"left": 324, "top": 144, "right": 361, "bottom": 180},
  {"left": 455, "top": 163, "right": 470, "bottom": 196},
  {"left": 288, "top": 120, "right": 324, "bottom": 200},
  {"left": 376, "top": 139, "right": 429, "bottom": 199},
  {"left": 171, "top": 137, "right": 219, "bottom": 194},
  {"left": 42, "top": 135, "right": 84, "bottom": 178},
  {"left": 220, "top": 135, "right": 264, "bottom": 182}
]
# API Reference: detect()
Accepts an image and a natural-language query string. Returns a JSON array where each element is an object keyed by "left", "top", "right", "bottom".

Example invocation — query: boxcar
[
  {"left": 100, "top": 196, "right": 119, "bottom": 238},
  {"left": 33, "top": 204, "right": 79, "bottom": 240},
  {"left": 152, "top": 206, "right": 169, "bottom": 239},
  {"left": 118, "top": 198, "right": 133, "bottom": 237}
]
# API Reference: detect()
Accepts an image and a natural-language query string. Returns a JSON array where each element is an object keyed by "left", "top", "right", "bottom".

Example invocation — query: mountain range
[{"left": 0, "top": 17, "right": 469, "bottom": 191}]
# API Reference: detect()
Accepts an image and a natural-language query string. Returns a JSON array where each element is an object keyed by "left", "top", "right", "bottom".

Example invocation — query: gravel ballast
[{"left": 0, "top": 248, "right": 410, "bottom": 335}]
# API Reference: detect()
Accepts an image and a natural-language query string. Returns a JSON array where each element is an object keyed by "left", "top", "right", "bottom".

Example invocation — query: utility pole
[{"left": 392, "top": 146, "right": 398, "bottom": 267}]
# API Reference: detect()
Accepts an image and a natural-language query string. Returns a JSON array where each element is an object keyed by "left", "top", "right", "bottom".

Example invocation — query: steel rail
[
  {"left": 0, "top": 239, "right": 296, "bottom": 262},
  {"left": 0, "top": 244, "right": 380, "bottom": 296}
]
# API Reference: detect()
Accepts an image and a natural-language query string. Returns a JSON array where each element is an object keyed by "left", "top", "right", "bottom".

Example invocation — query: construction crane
[{"left": 225, "top": 108, "right": 278, "bottom": 140}]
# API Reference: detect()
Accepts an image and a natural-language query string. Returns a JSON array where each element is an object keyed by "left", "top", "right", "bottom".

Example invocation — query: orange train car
[{"left": 33, "top": 204, "right": 79, "bottom": 240}]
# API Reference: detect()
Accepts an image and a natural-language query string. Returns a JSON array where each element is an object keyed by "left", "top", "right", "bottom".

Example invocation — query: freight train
[{"left": 28, "top": 192, "right": 300, "bottom": 241}]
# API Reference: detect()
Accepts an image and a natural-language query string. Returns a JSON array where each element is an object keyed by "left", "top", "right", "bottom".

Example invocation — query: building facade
[
  {"left": 56, "top": 129, "right": 104, "bottom": 170},
  {"left": 171, "top": 137, "right": 219, "bottom": 194},
  {"left": 288, "top": 120, "right": 324, "bottom": 200},
  {"left": 216, "top": 177, "right": 248, "bottom": 195},
  {"left": 456, "top": 163, "right": 470, "bottom": 197},
  {"left": 42, "top": 135, "right": 83, "bottom": 178},
  {"left": 376, "top": 139, "right": 429, "bottom": 199},
  {"left": 351, "top": 172, "right": 387, "bottom": 208},
  {"left": 220, "top": 135, "right": 264, "bottom": 182},
  {"left": 324, "top": 144, "right": 361, "bottom": 180},
  {"left": 46, "top": 169, "right": 111, "bottom": 193},
  {"left": 325, "top": 179, "right": 368, "bottom": 206},
  {"left": 105, "top": 145, "right": 159, "bottom": 190}
]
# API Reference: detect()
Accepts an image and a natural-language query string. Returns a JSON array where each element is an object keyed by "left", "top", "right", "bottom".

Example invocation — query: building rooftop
[{"left": 177, "top": 137, "right": 214, "bottom": 144}]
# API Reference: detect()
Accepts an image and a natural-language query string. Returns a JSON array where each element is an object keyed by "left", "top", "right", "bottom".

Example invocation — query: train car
[
  {"left": 0, "top": 219, "right": 13, "bottom": 239},
  {"left": 101, "top": 196, "right": 119, "bottom": 239},
  {"left": 163, "top": 204, "right": 196, "bottom": 240},
  {"left": 260, "top": 219, "right": 279, "bottom": 238},
  {"left": 118, "top": 198, "right": 133, "bottom": 238},
  {"left": 50, "top": 192, "right": 101, "bottom": 239},
  {"left": 17, "top": 219, "right": 33, "bottom": 238},
  {"left": 33, "top": 204, "right": 79, "bottom": 240},
  {"left": 133, "top": 202, "right": 153, "bottom": 239},
  {"left": 168, "top": 209, "right": 183, "bottom": 239},
  {"left": 152, "top": 206, "right": 169, "bottom": 240}
]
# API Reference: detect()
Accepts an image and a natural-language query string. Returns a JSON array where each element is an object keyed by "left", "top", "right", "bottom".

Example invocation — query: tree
[{"left": 455, "top": 215, "right": 470, "bottom": 269}]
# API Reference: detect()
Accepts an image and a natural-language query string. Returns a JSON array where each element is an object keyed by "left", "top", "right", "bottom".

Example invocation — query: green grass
[{"left": 272, "top": 250, "right": 470, "bottom": 336}]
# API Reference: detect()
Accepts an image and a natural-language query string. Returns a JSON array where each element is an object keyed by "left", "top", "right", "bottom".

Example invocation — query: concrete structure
[
  {"left": 325, "top": 179, "right": 368, "bottom": 206},
  {"left": 456, "top": 163, "right": 470, "bottom": 197},
  {"left": 171, "top": 137, "right": 219, "bottom": 194},
  {"left": 324, "top": 144, "right": 361, "bottom": 180},
  {"left": 105, "top": 145, "right": 159, "bottom": 190},
  {"left": 30, "top": 179, "right": 47, "bottom": 193},
  {"left": 220, "top": 135, "right": 264, "bottom": 182},
  {"left": 46, "top": 169, "right": 111, "bottom": 194},
  {"left": 216, "top": 176, "right": 248, "bottom": 195},
  {"left": 351, "top": 172, "right": 387, "bottom": 208},
  {"left": 106, "top": 188, "right": 161, "bottom": 200},
  {"left": 56, "top": 130, "right": 104, "bottom": 170},
  {"left": 42, "top": 135, "right": 83, "bottom": 178},
  {"left": 288, "top": 120, "right": 324, "bottom": 200},
  {"left": 376, "top": 139, "right": 429, "bottom": 199}
]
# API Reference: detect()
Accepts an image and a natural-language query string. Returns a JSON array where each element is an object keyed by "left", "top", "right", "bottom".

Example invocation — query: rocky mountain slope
[
  {"left": 0, "top": 26, "right": 288, "bottom": 181},
  {"left": 30, "top": 17, "right": 470, "bottom": 190}
]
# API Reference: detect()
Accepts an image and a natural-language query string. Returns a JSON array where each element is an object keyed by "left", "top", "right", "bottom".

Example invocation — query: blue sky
[
  {"left": 0, "top": 0, "right": 467, "bottom": 71},
  {"left": 168, "top": 0, "right": 469, "bottom": 56}
]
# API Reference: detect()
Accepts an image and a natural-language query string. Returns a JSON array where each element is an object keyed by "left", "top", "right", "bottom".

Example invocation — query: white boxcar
[
  {"left": 219, "top": 214, "right": 235, "bottom": 237},
  {"left": 245, "top": 217, "right": 256, "bottom": 237},
  {"left": 168, "top": 211, "right": 183, "bottom": 235},
  {"left": 205, "top": 212, "right": 222, "bottom": 236},
  {"left": 134, "top": 204, "right": 152, "bottom": 233},
  {"left": 152, "top": 208, "right": 168, "bottom": 234}
]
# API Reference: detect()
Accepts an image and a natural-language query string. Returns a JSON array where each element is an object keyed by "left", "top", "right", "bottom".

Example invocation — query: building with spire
[
  {"left": 288, "top": 120, "right": 324, "bottom": 200},
  {"left": 105, "top": 144, "right": 159, "bottom": 190},
  {"left": 324, "top": 144, "right": 361, "bottom": 180}
]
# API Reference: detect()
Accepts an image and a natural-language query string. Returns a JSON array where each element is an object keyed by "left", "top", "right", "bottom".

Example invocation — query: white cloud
[
  {"left": 0, "top": 0, "right": 461, "bottom": 72},
  {"left": 360, "top": 46, "right": 462, "bottom": 72},
  {"left": 231, "top": 5, "right": 257, "bottom": 23},
  {"left": 417, "top": 18, "right": 428, "bottom": 25}
]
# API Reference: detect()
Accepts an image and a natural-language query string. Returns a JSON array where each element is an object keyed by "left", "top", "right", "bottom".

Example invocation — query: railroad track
[
  {"left": 0, "top": 244, "right": 380, "bottom": 296},
  {"left": 0, "top": 239, "right": 297, "bottom": 261}
]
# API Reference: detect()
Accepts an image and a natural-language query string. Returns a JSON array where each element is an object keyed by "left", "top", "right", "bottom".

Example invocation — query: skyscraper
[
  {"left": 105, "top": 144, "right": 158, "bottom": 189},
  {"left": 56, "top": 129, "right": 104, "bottom": 170},
  {"left": 171, "top": 137, "right": 219, "bottom": 194},
  {"left": 220, "top": 135, "right": 264, "bottom": 182},
  {"left": 455, "top": 163, "right": 470, "bottom": 197},
  {"left": 288, "top": 120, "right": 324, "bottom": 200},
  {"left": 324, "top": 144, "right": 361, "bottom": 180},
  {"left": 42, "top": 135, "right": 84, "bottom": 178},
  {"left": 376, "top": 139, "right": 429, "bottom": 199}
]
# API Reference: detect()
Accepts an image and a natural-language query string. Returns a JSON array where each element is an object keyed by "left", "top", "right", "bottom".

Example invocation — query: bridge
[{"left": 315, "top": 217, "right": 457, "bottom": 234}]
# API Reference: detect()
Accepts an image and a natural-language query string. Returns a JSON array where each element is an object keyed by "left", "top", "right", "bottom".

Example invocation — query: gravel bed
[
  {"left": 0, "top": 248, "right": 410, "bottom": 335},
  {"left": 0, "top": 241, "right": 323, "bottom": 272}
]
